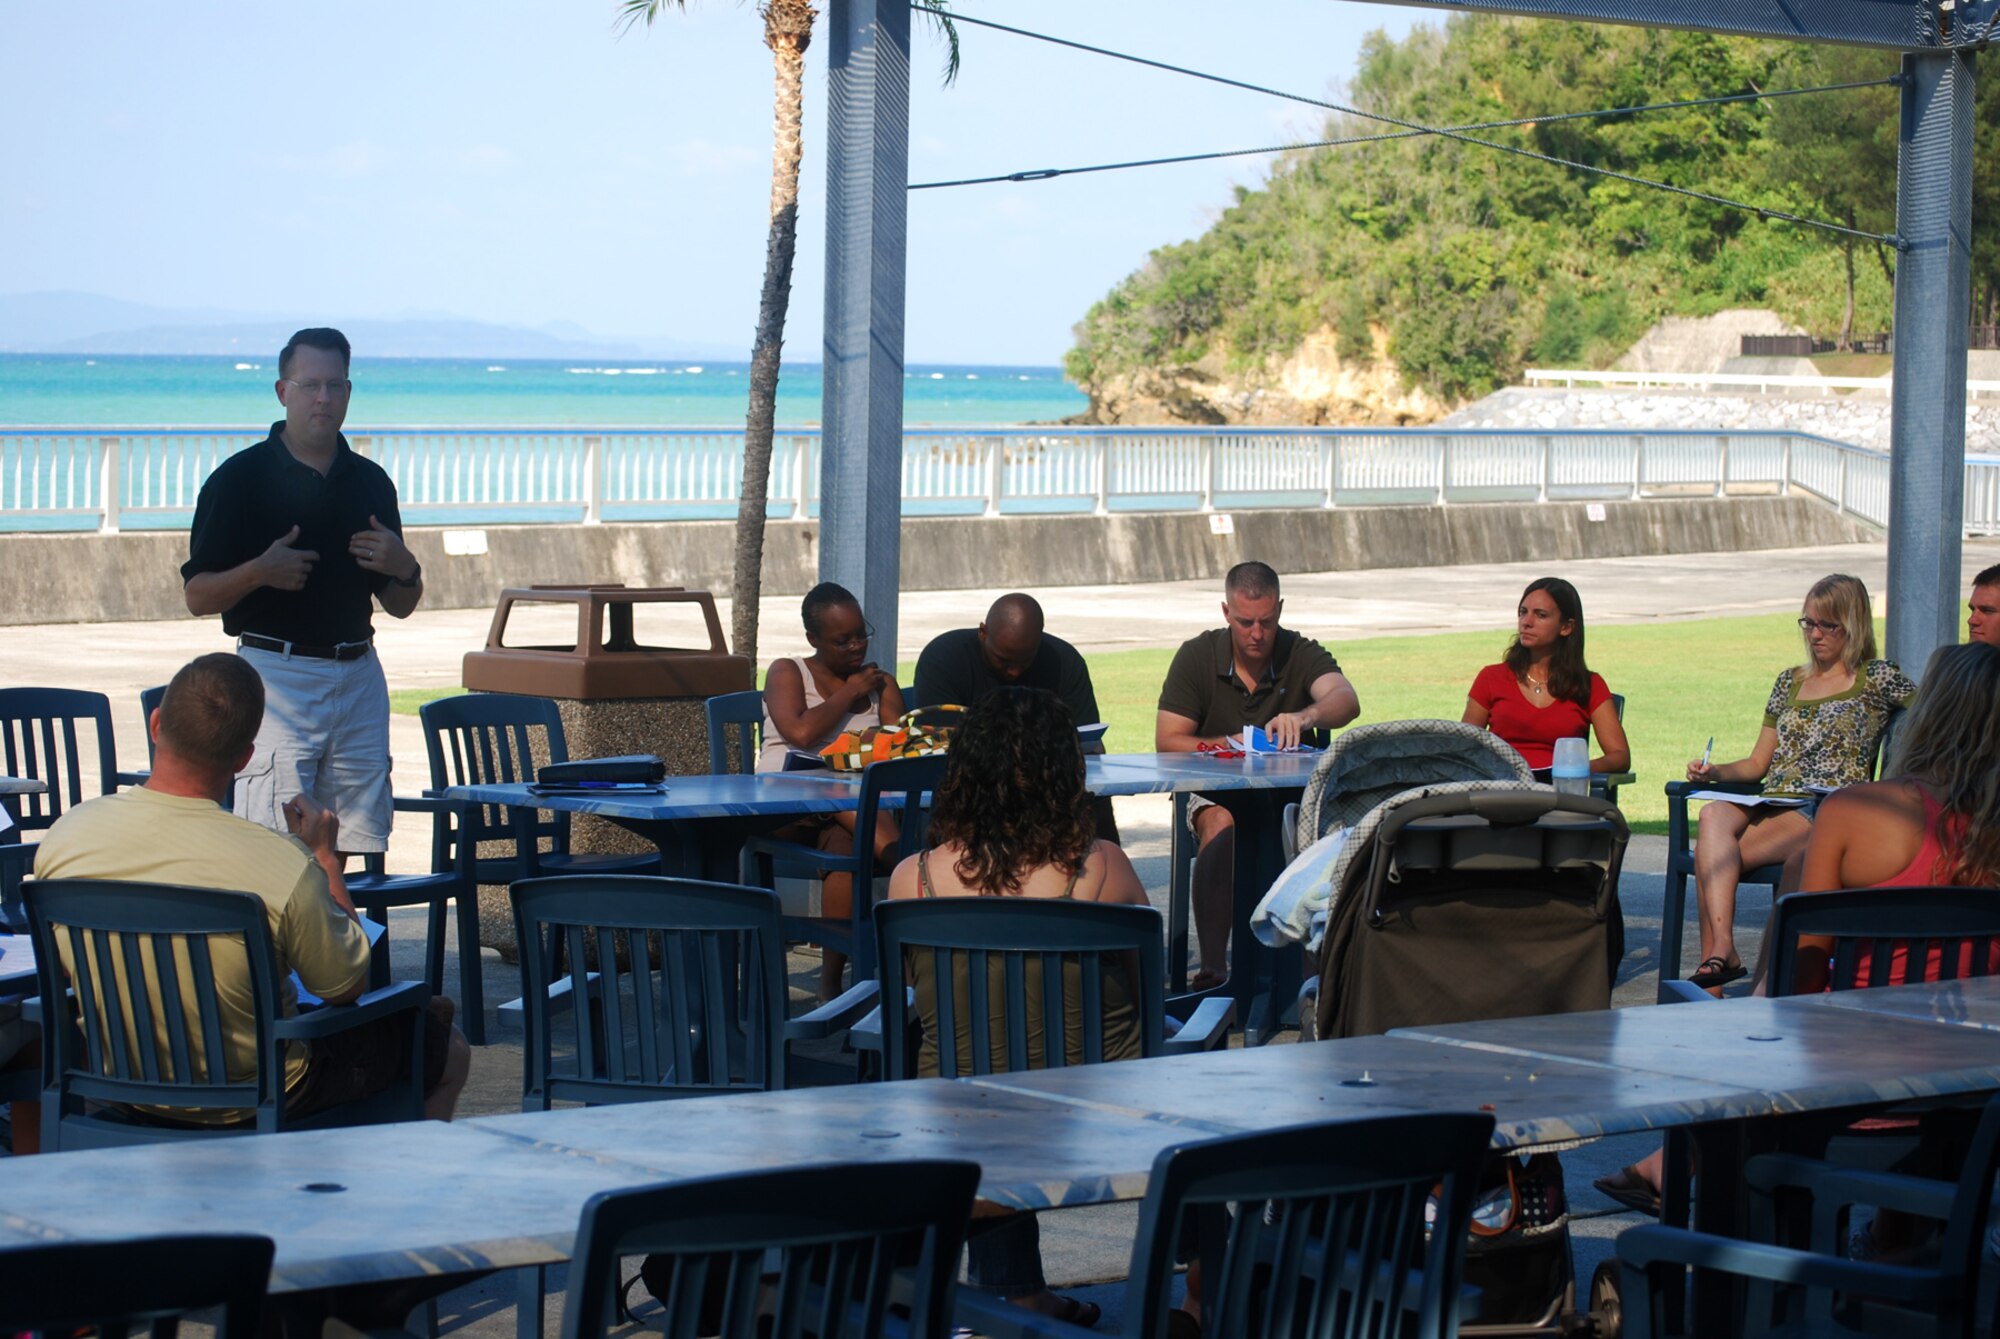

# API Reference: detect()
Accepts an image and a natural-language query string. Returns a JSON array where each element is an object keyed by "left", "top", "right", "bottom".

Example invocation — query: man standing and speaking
[{"left": 182, "top": 328, "right": 422, "bottom": 858}]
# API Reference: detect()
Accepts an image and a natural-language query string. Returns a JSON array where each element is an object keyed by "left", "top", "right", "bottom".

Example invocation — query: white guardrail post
[
  {"left": 984, "top": 436, "right": 1005, "bottom": 518},
  {"left": 581, "top": 436, "right": 603, "bottom": 525},
  {"left": 1092, "top": 437, "right": 1109, "bottom": 517},
  {"left": 1198, "top": 434, "right": 1215, "bottom": 512},
  {"left": 98, "top": 436, "right": 121, "bottom": 534}
]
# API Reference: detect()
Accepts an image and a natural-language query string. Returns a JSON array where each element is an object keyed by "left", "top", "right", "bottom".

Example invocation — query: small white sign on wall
[
  {"left": 1209, "top": 513, "right": 1235, "bottom": 535},
  {"left": 442, "top": 529, "right": 489, "bottom": 556},
  {"left": 1585, "top": 503, "right": 1607, "bottom": 523}
]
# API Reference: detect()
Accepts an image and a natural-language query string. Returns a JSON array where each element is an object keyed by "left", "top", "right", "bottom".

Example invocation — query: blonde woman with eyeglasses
[{"left": 1680, "top": 573, "right": 1915, "bottom": 991}]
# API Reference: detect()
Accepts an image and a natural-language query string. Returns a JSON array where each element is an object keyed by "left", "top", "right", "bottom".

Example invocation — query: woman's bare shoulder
[
  {"left": 1084, "top": 840, "right": 1148, "bottom": 905},
  {"left": 1816, "top": 779, "right": 1929, "bottom": 828}
]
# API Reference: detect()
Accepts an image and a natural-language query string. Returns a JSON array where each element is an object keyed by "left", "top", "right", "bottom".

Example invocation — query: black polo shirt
[
  {"left": 1157, "top": 627, "right": 1340, "bottom": 741},
  {"left": 912, "top": 627, "right": 1103, "bottom": 725},
  {"left": 181, "top": 424, "right": 402, "bottom": 644}
]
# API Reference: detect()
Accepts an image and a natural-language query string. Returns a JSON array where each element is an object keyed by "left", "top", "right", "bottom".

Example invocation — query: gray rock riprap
[{"left": 1440, "top": 387, "right": 2000, "bottom": 455}]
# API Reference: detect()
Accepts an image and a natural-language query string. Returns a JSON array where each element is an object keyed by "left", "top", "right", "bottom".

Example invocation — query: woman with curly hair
[{"left": 886, "top": 685, "right": 1146, "bottom": 1329}]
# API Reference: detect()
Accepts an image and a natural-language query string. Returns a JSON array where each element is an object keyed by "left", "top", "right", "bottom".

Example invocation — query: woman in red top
[
  {"left": 1788, "top": 639, "right": 2000, "bottom": 990},
  {"left": 1462, "top": 577, "right": 1630, "bottom": 777}
]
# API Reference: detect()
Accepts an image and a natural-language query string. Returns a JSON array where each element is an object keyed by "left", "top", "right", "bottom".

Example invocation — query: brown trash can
[{"left": 459, "top": 584, "right": 753, "bottom": 955}]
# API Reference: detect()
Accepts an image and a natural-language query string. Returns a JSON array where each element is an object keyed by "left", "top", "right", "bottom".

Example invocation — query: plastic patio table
[{"left": 446, "top": 751, "right": 1324, "bottom": 1043}]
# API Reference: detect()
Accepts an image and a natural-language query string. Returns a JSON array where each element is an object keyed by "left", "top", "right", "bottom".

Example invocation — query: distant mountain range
[{"left": 0, "top": 291, "right": 746, "bottom": 361}]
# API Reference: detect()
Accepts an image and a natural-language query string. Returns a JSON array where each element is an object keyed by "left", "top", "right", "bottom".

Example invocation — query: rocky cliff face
[{"left": 1073, "top": 326, "right": 1448, "bottom": 427}]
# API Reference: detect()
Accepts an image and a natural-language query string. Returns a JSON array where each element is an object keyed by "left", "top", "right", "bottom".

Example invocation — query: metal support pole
[
  {"left": 821, "top": 0, "right": 910, "bottom": 662},
  {"left": 1887, "top": 49, "right": 1975, "bottom": 678}
]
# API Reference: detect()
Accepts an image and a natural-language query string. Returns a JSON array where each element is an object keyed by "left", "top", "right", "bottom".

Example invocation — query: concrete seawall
[{"left": 0, "top": 496, "right": 1875, "bottom": 627}]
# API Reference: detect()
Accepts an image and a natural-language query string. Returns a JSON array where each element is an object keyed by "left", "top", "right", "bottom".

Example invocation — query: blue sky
[{"left": 2, "top": 2, "right": 1419, "bottom": 366}]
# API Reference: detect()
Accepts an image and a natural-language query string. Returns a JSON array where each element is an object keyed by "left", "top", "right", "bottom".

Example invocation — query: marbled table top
[
  {"left": 445, "top": 752, "right": 1325, "bottom": 821},
  {"left": 7, "top": 982, "right": 1998, "bottom": 1293},
  {"left": 1806, "top": 974, "right": 2000, "bottom": 1034},
  {"left": 0, "top": 934, "right": 35, "bottom": 991}
]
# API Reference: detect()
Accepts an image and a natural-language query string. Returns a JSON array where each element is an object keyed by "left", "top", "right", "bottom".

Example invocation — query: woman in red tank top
[{"left": 1788, "top": 640, "right": 2000, "bottom": 990}]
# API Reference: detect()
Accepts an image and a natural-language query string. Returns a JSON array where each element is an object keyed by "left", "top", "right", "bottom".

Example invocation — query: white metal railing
[
  {"left": 1526, "top": 367, "right": 2000, "bottom": 398},
  {"left": 0, "top": 425, "right": 1930, "bottom": 536}
]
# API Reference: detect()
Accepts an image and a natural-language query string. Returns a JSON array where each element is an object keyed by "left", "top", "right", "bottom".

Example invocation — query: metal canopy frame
[{"left": 820, "top": 0, "right": 1981, "bottom": 675}]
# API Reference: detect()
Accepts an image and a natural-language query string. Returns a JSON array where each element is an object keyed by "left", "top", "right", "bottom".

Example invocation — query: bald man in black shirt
[{"left": 914, "top": 593, "right": 1120, "bottom": 844}]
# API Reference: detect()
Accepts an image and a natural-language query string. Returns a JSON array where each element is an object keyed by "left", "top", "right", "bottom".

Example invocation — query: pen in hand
[{"left": 1696, "top": 736, "right": 1714, "bottom": 781}]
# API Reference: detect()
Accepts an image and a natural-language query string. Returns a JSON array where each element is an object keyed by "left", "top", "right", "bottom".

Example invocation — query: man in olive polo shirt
[
  {"left": 1156, "top": 561, "right": 1360, "bottom": 989},
  {"left": 1969, "top": 563, "right": 2000, "bottom": 649},
  {"left": 182, "top": 327, "right": 422, "bottom": 856}
]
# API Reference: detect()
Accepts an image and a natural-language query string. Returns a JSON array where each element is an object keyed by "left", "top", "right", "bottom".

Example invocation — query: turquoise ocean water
[{"left": 0, "top": 353, "right": 1088, "bottom": 427}]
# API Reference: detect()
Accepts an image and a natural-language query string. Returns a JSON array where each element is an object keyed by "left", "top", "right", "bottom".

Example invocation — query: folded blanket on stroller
[{"left": 1250, "top": 720, "right": 1535, "bottom": 951}]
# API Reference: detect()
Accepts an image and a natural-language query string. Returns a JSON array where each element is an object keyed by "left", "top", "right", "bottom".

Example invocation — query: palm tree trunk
[
  {"left": 1839, "top": 225, "right": 1857, "bottom": 351},
  {"left": 731, "top": 1, "right": 815, "bottom": 669}
]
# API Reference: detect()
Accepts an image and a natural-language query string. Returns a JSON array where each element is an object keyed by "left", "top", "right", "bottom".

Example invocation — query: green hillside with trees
[{"left": 1067, "top": 17, "right": 2000, "bottom": 406}]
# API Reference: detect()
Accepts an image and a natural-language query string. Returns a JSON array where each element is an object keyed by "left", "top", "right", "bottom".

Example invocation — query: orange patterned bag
[{"left": 818, "top": 705, "right": 966, "bottom": 771}]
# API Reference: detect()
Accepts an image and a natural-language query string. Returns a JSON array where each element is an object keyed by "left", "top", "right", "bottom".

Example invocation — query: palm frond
[
  {"left": 615, "top": 0, "right": 690, "bottom": 35},
  {"left": 914, "top": 0, "right": 961, "bottom": 86}
]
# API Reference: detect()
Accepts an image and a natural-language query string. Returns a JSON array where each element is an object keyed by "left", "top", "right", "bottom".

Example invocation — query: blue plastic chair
[
  {"left": 741, "top": 753, "right": 947, "bottom": 985},
  {"left": 0, "top": 839, "right": 34, "bottom": 933},
  {"left": 0, "top": 1233, "right": 274, "bottom": 1339},
  {"left": 869, "top": 896, "right": 1233, "bottom": 1080},
  {"left": 1617, "top": 1089, "right": 2000, "bottom": 1339},
  {"left": 564, "top": 1160, "right": 981, "bottom": 1339},
  {"left": 26, "top": 878, "right": 429, "bottom": 1148},
  {"left": 1761, "top": 884, "right": 2000, "bottom": 995},
  {"left": 347, "top": 794, "right": 477, "bottom": 1007},
  {"left": 508, "top": 874, "right": 877, "bottom": 1110},
  {"left": 705, "top": 689, "right": 763, "bottom": 775},
  {"left": 0, "top": 688, "right": 123, "bottom": 836},
  {"left": 956, "top": 1114, "right": 1496, "bottom": 1339},
  {"left": 419, "top": 693, "right": 660, "bottom": 1037},
  {"left": 420, "top": 693, "right": 662, "bottom": 883}
]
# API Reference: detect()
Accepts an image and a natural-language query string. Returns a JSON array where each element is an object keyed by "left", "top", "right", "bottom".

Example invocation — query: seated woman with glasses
[
  {"left": 758, "top": 581, "right": 904, "bottom": 999},
  {"left": 1677, "top": 572, "right": 1915, "bottom": 991},
  {"left": 885, "top": 685, "right": 1149, "bottom": 1329},
  {"left": 1461, "top": 576, "right": 1630, "bottom": 779}
]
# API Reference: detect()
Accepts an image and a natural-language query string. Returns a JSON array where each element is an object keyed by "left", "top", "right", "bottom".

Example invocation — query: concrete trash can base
[{"left": 461, "top": 584, "right": 753, "bottom": 958}]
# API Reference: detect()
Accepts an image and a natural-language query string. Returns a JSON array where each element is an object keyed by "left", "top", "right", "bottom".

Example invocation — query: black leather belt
[{"left": 238, "top": 634, "right": 373, "bottom": 662}]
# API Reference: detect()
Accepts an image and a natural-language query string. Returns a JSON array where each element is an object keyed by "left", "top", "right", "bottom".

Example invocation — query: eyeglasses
[
  {"left": 821, "top": 623, "right": 874, "bottom": 652},
  {"left": 284, "top": 378, "right": 352, "bottom": 398},
  {"left": 1797, "top": 617, "right": 1845, "bottom": 635}
]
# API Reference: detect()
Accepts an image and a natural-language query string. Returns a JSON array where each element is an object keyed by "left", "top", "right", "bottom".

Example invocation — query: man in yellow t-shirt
[{"left": 31, "top": 653, "right": 467, "bottom": 1131}]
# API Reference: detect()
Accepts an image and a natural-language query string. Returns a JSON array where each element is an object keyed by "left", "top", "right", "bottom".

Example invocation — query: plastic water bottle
[{"left": 1552, "top": 736, "right": 1590, "bottom": 797}]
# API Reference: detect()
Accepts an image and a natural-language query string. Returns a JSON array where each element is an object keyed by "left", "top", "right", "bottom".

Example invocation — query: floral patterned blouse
[{"left": 1760, "top": 659, "right": 1917, "bottom": 796}]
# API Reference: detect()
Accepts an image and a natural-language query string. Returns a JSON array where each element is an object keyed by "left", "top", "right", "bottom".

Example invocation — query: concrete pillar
[
  {"left": 820, "top": 0, "right": 911, "bottom": 663},
  {"left": 1887, "top": 49, "right": 1975, "bottom": 677}
]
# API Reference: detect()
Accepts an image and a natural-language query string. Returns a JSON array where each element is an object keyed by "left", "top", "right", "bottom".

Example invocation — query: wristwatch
[{"left": 394, "top": 561, "right": 423, "bottom": 588}]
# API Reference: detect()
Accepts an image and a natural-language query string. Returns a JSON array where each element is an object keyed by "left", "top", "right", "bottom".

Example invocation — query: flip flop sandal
[
  {"left": 1592, "top": 1165, "right": 1663, "bottom": 1218},
  {"left": 1688, "top": 956, "right": 1747, "bottom": 990}
]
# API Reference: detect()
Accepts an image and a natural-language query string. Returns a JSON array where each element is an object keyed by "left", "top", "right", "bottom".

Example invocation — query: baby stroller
[{"left": 1253, "top": 720, "right": 1629, "bottom": 1338}]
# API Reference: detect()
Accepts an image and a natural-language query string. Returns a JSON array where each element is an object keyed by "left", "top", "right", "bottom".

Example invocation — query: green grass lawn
[{"left": 392, "top": 610, "right": 1856, "bottom": 834}]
